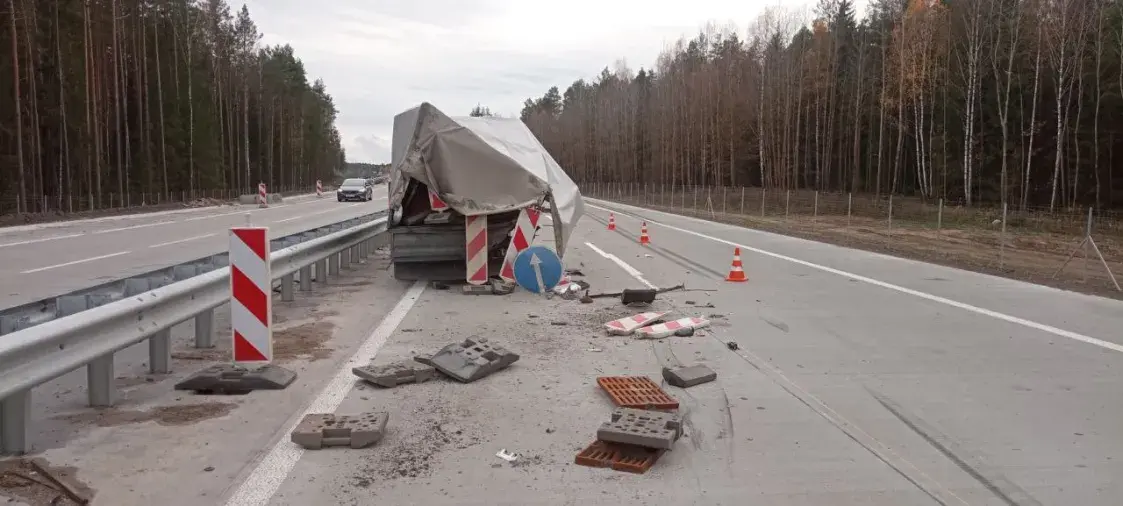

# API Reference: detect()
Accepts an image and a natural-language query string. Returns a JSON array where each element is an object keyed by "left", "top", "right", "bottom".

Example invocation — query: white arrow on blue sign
[{"left": 512, "top": 245, "right": 563, "bottom": 294}]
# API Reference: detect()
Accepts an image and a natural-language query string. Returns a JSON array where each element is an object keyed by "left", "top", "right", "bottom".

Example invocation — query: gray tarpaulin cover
[{"left": 390, "top": 102, "right": 584, "bottom": 255}]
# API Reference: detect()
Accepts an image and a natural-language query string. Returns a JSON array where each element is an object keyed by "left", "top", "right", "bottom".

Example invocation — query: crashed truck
[{"left": 388, "top": 103, "right": 584, "bottom": 284}]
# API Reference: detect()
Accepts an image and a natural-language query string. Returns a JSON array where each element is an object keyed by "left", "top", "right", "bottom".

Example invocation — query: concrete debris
[
  {"left": 597, "top": 407, "right": 683, "bottom": 450},
  {"left": 662, "top": 364, "right": 717, "bottom": 388},
  {"left": 621, "top": 288, "right": 656, "bottom": 306},
  {"left": 461, "top": 284, "right": 494, "bottom": 295},
  {"left": 726, "top": 341, "right": 740, "bottom": 351},
  {"left": 490, "top": 279, "right": 515, "bottom": 295},
  {"left": 495, "top": 449, "right": 520, "bottom": 463},
  {"left": 580, "top": 295, "right": 594, "bottom": 304},
  {"left": 429, "top": 337, "right": 519, "bottom": 383},
  {"left": 635, "top": 317, "right": 711, "bottom": 340},
  {"left": 604, "top": 312, "right": 668, "bottom": 336},
  {"left": 413, "top": 353, "right": 435, "bottom": 366},
  {"left": 352, "top": 360, "right": 438, "bottom": 388},
  {"left": 290, "top": 412, "right": 389, "bottom": 450},
  {"left": 174, "top": 364, "right": 297, "bottom": 394},
  {"left": 673, "top": 327, "right": 695, "bottom": 337}
]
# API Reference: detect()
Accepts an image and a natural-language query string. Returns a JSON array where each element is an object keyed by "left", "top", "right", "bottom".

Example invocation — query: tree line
[
  {"left": 1, "top": 0, "right": 346, "bottom": 213},
  {"left": 520, "top": 0, "right": 1123, "bottom": 211}
]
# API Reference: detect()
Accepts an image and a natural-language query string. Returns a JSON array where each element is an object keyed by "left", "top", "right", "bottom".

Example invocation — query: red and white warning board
[
  {"left": 230, "top": 227, "right": 273, "bottom": 364},
  {"left": 604, "top": 311, "right": 667, "bottom": 336},
  {"left": 635, "top": 317, "right": 710, "bottom": 340},
  {"left": 428, "top": 188, "right": 449, "bottom": 212},
  {"left": 465, "top": 215, "right": 488, "bottom": 285},
  {"left": 499, "top": 207, "right": 541, "bottom": 282}
]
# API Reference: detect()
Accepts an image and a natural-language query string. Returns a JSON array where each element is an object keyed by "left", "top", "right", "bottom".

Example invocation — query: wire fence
[{"left": 583, "top": 181, "right": 1123, "bottom": 297}]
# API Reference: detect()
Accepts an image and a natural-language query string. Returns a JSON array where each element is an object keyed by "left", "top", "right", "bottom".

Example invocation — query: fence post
[
  {"left": 761, "top": 188, "right": 766, "bottom": 217},
  {"left": 693, "top": 186, "right": 698, "bottom": 212},
  {"left": 740, "top": 187, "right": 746, "bottom": 215},
  {"left": 785, "top": 190, "right": 790, "bottom": 217},
  {"left": 813, "top": 191, "right": 819, "bottom": 218},
  {"left": 999, "top": 202, "right": 1008, "bottom": 270},
  {"left": 937, "top": 198, "right": 943, "bottom": 237},
  {"left": 847, "top": 193, "right": 852, "bottom": 228}
]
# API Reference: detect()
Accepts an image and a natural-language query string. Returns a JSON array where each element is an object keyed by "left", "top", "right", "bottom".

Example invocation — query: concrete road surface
[
  {"left": 0, "top": 187, "right": 389, "bottom": 309},
  {"left": 12, "top": 195, "right": 1122, "bottom": 506}
]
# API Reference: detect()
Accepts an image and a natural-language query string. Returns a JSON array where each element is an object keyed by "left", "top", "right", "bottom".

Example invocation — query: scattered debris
[
  {"left": 673, "top": 327, "right": 694, "bottom": 337},
  {"left": 550, "top": 321, "right": 568, "bottom": 326},
  {"left": 621, "top": 288, "right": 657, "bottom": 306},
  {"left": 490, "top": 278, "right": 515, "bottom": 295},
  {"left": 588, "top": 283, "right": 685, "bottom": 300},
  {"left": 604, "top": 312, "right": 668, "bottom": 336},
  {"left": 635, "top": 317, "right": 711, "bottom": 340},
  {"left": 574, "top": 440, "right": 665, "bottom": 474},
  {"left": 566, "top": 268, "right": 585, "bottom": 276},
  {"left": 685, "top": 300, "right": 696, "bottom": 305},
  {"left": 0, "top": 458, "right": 92, "bottom": 505},
  {"left": 352, "top": 360, "right": 438, "bottom": 388},
  {"left": 586, "top": 347, "right": 603, "bottom": 353},
  {"left": 430, "top": 281, "right": 450, "bottom": 290},
  {"left": 662, "top": 364, "right": 717, "bottom": 388},
  {"left": 413, "top": 353, "right": 435, "bottom": 366},
  {"left": 597, "top": 376, "right": 679, "bottom": 410},
  {"left": 429, "top": 338, "right": 519, "bottom": 383},
  {"left": 580, "top": 295, "right": 594, "bottom": 304},
  {"left": 495, "top": 449, "right": 520, "bottom": 463},
  {"left": 291, "top": 413, "right": 390, "bottom": 450},
  {"left": 597, "top": 407, "right": 683, "bottom": 450},
  {"left": 726, "top": 341, "right": 740, "bottom": 351},
  {"left": 643, "top": 254, "right": 653, "bottom": 258}
]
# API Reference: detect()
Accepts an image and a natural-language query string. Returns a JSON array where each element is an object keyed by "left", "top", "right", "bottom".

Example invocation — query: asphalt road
[
  {"left": 0, "top": 187, "right": 389, "bottom": 309},
  {"left": 13, "top": 194, "right": 1123, "bottom": 506}
]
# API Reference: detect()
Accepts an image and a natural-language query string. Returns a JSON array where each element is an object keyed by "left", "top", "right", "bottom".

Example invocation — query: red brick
[
  {"left": 574, "top": 440, "right": 665, "bottom": 474},
  {"left": 596, "top": 376, "right": 679, "bottom": 410}
]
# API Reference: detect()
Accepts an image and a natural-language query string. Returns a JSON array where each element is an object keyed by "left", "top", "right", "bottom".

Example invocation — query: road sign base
[{"left": 174, "top": 363, "right": 297, "bottom": 395}]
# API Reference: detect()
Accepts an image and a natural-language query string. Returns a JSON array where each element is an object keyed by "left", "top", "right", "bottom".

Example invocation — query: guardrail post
[
  {"left": 299, "top": 265, "right": 313, "bottom": 291},
  {"left": 150, "top": 330, "right": 171, "bottom": 374},
  {"left": 316, "top": 258, "right": 329, "bottom": 282},
  {"left": 194, "top": 309, "right": 214, "bottom": 348},
  {"left": 88, "top": 356, "right": 114, "bottom": 407},
  {"left": 340, "top": 248, "right": 351, "bottom": 269},
  {"left": 281, "top": 273, "right": 295, "bottom": 301},
  {"left": 1, "top": 391, "right": 30, "bottom": 454},
  {"left": 351, "top": 245, "right": 362, "bottom": 263},
  {"left": 328, "top": 253, "right": 340, "bottom": 276}
]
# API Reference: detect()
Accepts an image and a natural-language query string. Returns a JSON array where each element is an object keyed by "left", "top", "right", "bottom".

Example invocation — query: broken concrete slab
[
  {"left": 413, "top": 353, "right": 435, "bottom": 366},
  {"left": 352, "top": 360, "right": 438, "bottom": 388},
  {"left": 174, "top": 364, "right": 296, "bottom": 394},
  {"left": 290, "top": 412, "right": 389, "bottom": 450},
  {"left": 596, "top": 407, "right": 682, "bottom": 450},
  {"left": 429, "top": 337, "right": 519, "bottom": 383},
  {"left": 662, "top": 364, "right": 717, "bottom": 388}
]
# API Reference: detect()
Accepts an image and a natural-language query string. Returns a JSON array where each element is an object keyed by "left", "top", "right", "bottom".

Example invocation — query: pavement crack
[{"left": 868, "top": 389, "right": 1043, "bottom": 506}]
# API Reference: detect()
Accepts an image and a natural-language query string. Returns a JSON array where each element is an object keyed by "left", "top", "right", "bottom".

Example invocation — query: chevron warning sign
[{"left": 230, "top": 227, "right": 273, "bottom": 364}]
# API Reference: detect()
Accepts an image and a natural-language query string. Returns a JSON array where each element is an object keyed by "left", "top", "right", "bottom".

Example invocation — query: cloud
[{"left": 240, "top": 0, "right": 777, "bottom": 162}]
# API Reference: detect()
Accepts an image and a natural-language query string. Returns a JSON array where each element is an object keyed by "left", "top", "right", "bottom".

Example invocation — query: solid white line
[
  {"left": 0, "top": 233, "right": 83, "bottom": 249},
  {"left": 587, "top": 201, "right": 1123, "bottom": 354},
  {"left": 223, "top": 281, "right": 427, "bottom": 506},
  {"left": 584, "top": 241, "right": 657, "bottom": 289},
  {"left": 148, "top": 233, "right": 215, "bottom": 249},
  {"left": 21, "top": 250, "right": 132, "bottom": 274}
]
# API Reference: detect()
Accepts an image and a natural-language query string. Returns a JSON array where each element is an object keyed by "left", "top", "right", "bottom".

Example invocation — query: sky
[{"left": 240, "top": 0, "right": 826, "bottom": 163}]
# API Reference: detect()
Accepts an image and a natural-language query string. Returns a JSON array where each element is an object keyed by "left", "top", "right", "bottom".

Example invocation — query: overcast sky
[{"left": 240, "top": 0, "right": 818, "bottom": 163}]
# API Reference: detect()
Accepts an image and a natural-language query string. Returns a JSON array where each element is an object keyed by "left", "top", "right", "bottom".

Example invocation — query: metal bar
[
  {"left": 150, "top": 330, "right": 171, "bottom": 374},
  {"left": 194, "top": 309, "right": 214, "bottom": 348},
  {"left": 87, "top": 356, "right": 114, "bottom": 407},
  {"left": 281, "top": 274, "right": 295, "bottom": 302},
  {"left": 299, "top": 265, "right": 313, "bottom": 291}
]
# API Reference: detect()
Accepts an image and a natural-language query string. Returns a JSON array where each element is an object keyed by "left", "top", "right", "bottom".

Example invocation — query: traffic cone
[
  {"left": 607, "top": 213, "right": 616, "bottom": 230},
  {"left": 639, "top": 222, "right": 650, "bottom": 245},
  {"left": 725, "top": 247, "right": 748, "bottom": 282}
]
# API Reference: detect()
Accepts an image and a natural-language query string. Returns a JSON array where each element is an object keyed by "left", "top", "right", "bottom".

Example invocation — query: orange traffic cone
[
  {"left": 725, "top": 247, "right": 748, "bottom": 282},
  {"left": 607, "top": 213, "right": 616, "bottom": 230},
  {"left": 639, "top": 222, "right": 651, "bottom": 245}
]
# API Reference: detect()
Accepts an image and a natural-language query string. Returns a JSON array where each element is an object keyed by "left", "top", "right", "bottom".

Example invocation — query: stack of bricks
[{"left": 575, "top": 376, "right": 684, "bottom": 474}]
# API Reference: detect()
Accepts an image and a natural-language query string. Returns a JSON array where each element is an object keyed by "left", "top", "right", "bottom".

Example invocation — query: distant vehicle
[{"left": 337, "top": 178, "right": 373, "bottom": 202}]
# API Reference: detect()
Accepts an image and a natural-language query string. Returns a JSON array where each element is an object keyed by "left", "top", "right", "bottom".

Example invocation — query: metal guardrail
[
  {"left": 0, "top": 211, "right": 379, "bottom": 336},
  {"left": 0, "top": 213, "right": 390, "bottom": 454}
]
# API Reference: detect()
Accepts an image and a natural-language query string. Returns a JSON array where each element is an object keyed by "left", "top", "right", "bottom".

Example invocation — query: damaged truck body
[{"left": 388, "top": 103, "right": 584, "bottom": 282}]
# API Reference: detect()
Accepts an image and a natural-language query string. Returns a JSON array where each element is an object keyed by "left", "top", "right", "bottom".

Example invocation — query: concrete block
[
  {"left": 596, "top": 407, "right": 682, "bottom": 450},
  {"left": 291, "top": 412, "right": 389, "bottom": 450},
  {"left": 429, "top": 337, "right": 519, "bottom": 383},
  {"left": 662, "top": 364, "right": 717, "bottom": 388},
  {"left": 174, "top": 364, "right": 297, "bottom": 394},
  {"left": 413, "top": 353, "right": 435, "bottom": 366},
  {"left": 352, "top": 360, "right": 437, "bottom": 388},
  {"left": 461, "top": 284, "right": 493, "bottom": 295}
]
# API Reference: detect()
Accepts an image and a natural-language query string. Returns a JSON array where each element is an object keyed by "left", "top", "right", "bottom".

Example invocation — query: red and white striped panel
[
  {"left": 428, "top": 188, "right": 449, "bottom": 212},
  {"left": 604, "top": 311, "right": 667, "bottom": 336},
  {"left": 316, "top": 180, "right": 323, "bottom": 197},
  {"left": 465, "top": 214, "right": 488, "bottom": 284},
  {"left": 258, "top": 182, "right": 268, "bottom": 207},
  {"left": 230, "top": 227, "right": 273, "bottom": 363},
  {"left": 499, "top": 207, "right": 541, "bottom": 282},
  {"left": 635, "top": 317, "right": 710, "bottom": 340}
]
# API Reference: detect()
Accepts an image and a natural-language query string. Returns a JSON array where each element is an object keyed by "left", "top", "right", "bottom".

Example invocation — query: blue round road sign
[{"left": 513, "top": 245, "right": 563, "bottom": 294}]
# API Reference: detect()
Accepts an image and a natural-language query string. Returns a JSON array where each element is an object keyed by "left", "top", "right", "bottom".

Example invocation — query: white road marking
[
  {"left": 21, "top": 251, "right": 132, "bottom": 274},
  {"left": 275, "top": 204, "right": 357, "bottom": 223},
  {"left": 148, "top": 233, "right": 215, "bottom": 249},
  {"left": 223, "top": 281, "right": 426, "bottom": 506},
  {"left": 0, "top": 233, "right": 83, "bottom": 249},
  {"left": 588, "top": 201, "right": 1123, "bottom": 354},
  {"left": 584, "top": 241, "right": 657, "bottom": 289},
  {"left": 92, "top": 220, "right": 178, "bottom": 234}
]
